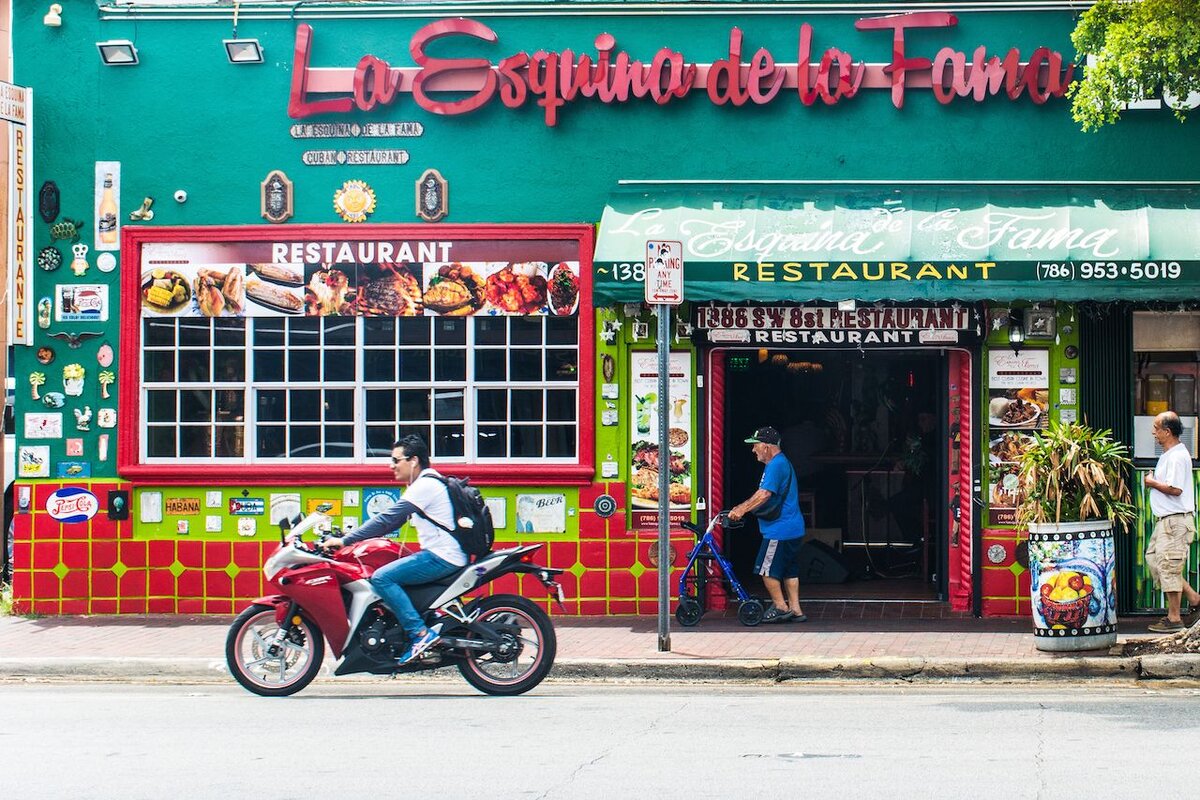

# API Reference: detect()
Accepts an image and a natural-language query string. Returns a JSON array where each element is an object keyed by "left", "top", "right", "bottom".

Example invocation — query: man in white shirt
[
  {"left": 323, "top": 435, "right": 467, "bottom": 662},
  {"left": 1144, "top": 411, "right": 1200, "bottom": 633}
]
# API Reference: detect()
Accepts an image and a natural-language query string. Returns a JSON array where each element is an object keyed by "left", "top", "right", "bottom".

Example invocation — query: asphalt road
[{"left": 2, "top": 682, "right": 1196, "bottom": 799}]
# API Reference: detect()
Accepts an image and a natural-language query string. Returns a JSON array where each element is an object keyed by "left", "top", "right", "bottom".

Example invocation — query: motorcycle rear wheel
[
  {"left": 226, "top": 603, "right": 325, "bottom": 697},
  {"left": 457, "top": 594, "right": 556, "bottom": 696}
]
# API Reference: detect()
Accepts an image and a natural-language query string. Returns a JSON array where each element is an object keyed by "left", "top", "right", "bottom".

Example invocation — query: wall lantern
[
  {"left": 97, "top": 40, "right": 139, "bottom": 66},
  {"left": 1008, "top": 309, "right": 1026, "bottom": 353},
  {"left": 224, "top": 39, "right": 264, "bottom": 64}
]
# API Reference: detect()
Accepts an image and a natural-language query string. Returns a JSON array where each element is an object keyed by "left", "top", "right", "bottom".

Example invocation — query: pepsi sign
[{"left": 46, "top": 487, "right": 100, "bottom": 523}]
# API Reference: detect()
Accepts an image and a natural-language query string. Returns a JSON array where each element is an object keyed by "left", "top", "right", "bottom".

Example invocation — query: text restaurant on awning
[{"left": 593, "top": 184, "right": 1200, "bottom": 304}]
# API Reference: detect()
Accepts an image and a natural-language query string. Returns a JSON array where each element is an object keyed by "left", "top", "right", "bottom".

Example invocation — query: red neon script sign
[{"left": 288, "top": 12, "right": 1075, "bottom": 126}]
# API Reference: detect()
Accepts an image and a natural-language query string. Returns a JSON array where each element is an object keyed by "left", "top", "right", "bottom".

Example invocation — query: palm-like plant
[{"left": 1017, "top": 421, "right": 1136, "bottom": 531}]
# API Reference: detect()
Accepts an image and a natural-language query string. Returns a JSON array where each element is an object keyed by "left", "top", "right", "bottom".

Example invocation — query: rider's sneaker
[{"left": 396, "top": 626, "right": 441, "bottom": 665}]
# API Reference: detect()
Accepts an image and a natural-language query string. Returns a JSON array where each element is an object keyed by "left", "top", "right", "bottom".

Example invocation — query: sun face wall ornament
[{"left": 333, "top": 180, "right": 376, "bottom": 223}]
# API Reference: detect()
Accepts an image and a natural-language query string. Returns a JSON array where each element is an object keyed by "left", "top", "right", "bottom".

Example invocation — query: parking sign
[{"left": 644, "top": 240, "right": 683, "bottom": 305}]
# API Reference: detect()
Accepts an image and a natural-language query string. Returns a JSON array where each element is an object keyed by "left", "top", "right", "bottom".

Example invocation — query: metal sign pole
[{"left": 656, "top": 303, "right": 671, "bottom": 652}]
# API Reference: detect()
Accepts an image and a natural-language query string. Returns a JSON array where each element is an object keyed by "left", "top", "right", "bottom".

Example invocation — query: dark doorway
[{"left": 722, "top": 349, "right": 947, "bottom": 601}]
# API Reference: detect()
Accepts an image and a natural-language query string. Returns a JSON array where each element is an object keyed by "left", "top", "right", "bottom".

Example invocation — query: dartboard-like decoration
[{"left": 38, "top": 245, "right": 62, "bottom": 271}]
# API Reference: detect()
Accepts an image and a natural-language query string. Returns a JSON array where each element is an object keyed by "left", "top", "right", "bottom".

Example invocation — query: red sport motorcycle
[{"left": 226, "top": 505, "right": 565, "bottom": 697}]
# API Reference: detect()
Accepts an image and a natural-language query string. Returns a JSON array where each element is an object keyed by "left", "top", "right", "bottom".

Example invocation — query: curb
[{"left": 1, "top": 654, "right": 1197, "bottom": 684}]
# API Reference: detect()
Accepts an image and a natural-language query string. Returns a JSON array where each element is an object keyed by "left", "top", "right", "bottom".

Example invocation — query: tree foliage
[{"left": 1069, "top": 0, "right": 1200, "bottom": 130}]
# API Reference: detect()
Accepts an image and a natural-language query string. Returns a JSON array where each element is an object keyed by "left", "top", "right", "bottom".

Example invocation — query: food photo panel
[
  {"left": 304, "top": 263, "right": 360, "bottom": 316},
  {"left": 482, "top": 261, "right": 549, "bottom": 316},
  {"left": 987, "top": 350, "right": 1049, "bottom": 431},
  {"left": 422, "top": 262, "right": 487, "bottom": 316},
  {"left": 356, "top": 262, "right": 423, "bottom": 316},
  {"left": 244, "top": 264, "right": 305, "bottom": 316}
]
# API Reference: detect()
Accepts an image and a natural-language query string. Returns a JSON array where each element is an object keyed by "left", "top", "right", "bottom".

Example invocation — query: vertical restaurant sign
[
  {"left": 986, "top": 349, "right": 1049, "bottom": 526},
  {"left": 138, "top": 240, "right": 582, "bottom": 319},
  {"left": 630, "top": 351, "right": 692, "bottom": 530},
  {"left": 4, "top": 80, "right": 32, "bottom": 345}
]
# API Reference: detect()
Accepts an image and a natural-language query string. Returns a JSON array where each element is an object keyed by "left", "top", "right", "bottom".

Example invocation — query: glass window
[{"left": 140, "top": 315, "right": 580, "bottom": 464}]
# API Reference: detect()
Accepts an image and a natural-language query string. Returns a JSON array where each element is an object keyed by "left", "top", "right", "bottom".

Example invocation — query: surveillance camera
[{"left": 174, "top": 189, "right": 188, "bottom": 203}]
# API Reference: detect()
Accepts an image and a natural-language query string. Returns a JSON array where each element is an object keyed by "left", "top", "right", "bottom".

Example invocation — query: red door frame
[{"left": 703, "top": 345, "right": 975, "bottom": 612}]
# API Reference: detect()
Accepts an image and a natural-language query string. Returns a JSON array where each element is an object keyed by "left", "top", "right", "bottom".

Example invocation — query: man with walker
[{"left": 729, "top": 426, "right": 807, "bottom": 623}]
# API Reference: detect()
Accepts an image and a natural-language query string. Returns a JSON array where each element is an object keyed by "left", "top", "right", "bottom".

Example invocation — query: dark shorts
[{"left": 755, "top": 537, "right": 803, "bottom": 580}]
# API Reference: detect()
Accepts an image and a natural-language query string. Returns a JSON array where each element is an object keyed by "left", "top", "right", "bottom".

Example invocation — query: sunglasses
[{"left": 391, "top": 455, "right": 413, "bottom": 465}]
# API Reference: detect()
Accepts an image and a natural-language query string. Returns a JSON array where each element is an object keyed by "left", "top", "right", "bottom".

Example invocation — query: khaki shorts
[{"left": 1145, "top": 514, "right": 1197, "bottom": 593}]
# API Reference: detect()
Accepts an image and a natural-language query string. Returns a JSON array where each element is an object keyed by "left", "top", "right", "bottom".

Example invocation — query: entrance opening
[{"left": 722, "top": 349, "right": 948, "bottom": 601}]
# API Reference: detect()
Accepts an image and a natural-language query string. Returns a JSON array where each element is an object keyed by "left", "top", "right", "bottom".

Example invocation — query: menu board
[
  {"left": 629, "top": 351, "right": 692, "bottom": 530},
  {"left": 139, "top": 241, "right": 582, "bottom": 319},
  {"left": 986, "top": 350, "right": 1049, "bottom": 526}
]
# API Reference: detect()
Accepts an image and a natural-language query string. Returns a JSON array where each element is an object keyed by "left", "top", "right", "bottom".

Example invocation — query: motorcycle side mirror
[{"left": 278, "top": 516, "right": 292, "bottom": 543}]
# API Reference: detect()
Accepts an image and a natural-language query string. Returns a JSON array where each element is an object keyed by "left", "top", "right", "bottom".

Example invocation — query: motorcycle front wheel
[
  {"left": 226, "top": 603, "right": 325, "bottom": 697},
  {"left": 457, "top": 595, "right": 557, "bottom": 696}
]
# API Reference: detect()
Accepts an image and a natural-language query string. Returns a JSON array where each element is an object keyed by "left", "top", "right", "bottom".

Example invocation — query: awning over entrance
[{"left": 593, "top": 184, "right": 1200, "bottom": 304}]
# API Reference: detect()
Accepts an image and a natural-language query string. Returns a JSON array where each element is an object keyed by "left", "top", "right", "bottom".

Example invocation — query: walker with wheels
[{"left": 676, "top": 511, "right": 764, "bottom": 627}]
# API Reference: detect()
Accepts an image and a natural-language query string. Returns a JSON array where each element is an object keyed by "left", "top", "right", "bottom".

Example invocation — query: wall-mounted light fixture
[
  {"left": 43, "top": 3, "right": 63, "bottom": 27},
  {"left": 224, "top": 39, "right": 264, "bottom": 64},
  {"left": 1008, "top": 309, "right": 1026, "bottom": 353},
  {"left": 97, "top": 40, "right": 139, "bottom": 66},
  {"left": 224, "top": 2, "right": 263, "bottom": 64}
]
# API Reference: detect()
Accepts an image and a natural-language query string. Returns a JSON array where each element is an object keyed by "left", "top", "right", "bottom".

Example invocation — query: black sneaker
[{"left": 762, "top": 606, "right": 793, "bottom": 623}]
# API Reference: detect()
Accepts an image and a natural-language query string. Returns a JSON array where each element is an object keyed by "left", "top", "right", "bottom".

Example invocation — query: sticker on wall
[
  {"left": 229, "top": 497, "right": 265, "bottom": 516},
  {"left": 602, "top": 353, "right": 616, "bottom": 382},
  {"left": 17, "top": 485, "right": 32, "bottom": 513},
  {"left": 17, "top": 446, "right": 50, "bottom": 478},
  {"left": 306, "top": 498, "right": 343, "bottom": 515},
  {"left": 98, "top": 434, "right": 110, "bottom": 462},
  {"left": 24, "top": 412, "right": 62, "bottom": 439},
  {"left": 99, "top": 370, "right": 115, "bottom": 399},
  {"left": 39, "top": 180, "right": 60, "bottom": 223},
  {"left": 140, "top": 491, "right": 163, "bottom": 523},
  {"left": 49, "top": 217, "right": 84, "bottom": 245},
  {"left": 237, "top": 518, "right": 257, "bottom": 537},
  {"left": 176, "top": 520, "right": 190, "bottom": 535},
  {"left": 74, "top": 406, "right": 92, "bottom": 431},
  {"left": 166, "top": 497, "right": 201, "bottom": 515},
  {"left": 36, "top": 346, "right": 55, "bottom": 365},
  {"left": 48, "top": 330, "right": 103, "bottom": 349},
  {"left": 46, "top": 487, "right": 100, "bottom": 523},
  {"left": 341, "top": 517, "right": 359, "bottom": 534},
  {"left": 65, "top": 438, "right": 83, "bottom": 456},
  {"left": 515, "top": 494, "right": 567, "bottom": 533},
  {"left": 55, "top": 285, "right": 108, "bottom": 323},
  {"left": 42, "top": 392, "right": 65, "bottom": 409},
  {"left": 70, "top": 243, "right": 90, "bottom": 277},
  {"left": 261, "top": 170, "right": 294, "bottom": 224},
  {"left": 484, "top": 497, "right": 507, "bottom": 530},
  {"left": 333, "top": 179, "right": 376, "bottom": 223},
  {"left": 37, "top": 246, "right": 62, "bottom": 272},
  {"left": 269, "top": 493, "right": 302, "bottom": 527},
  {"left": 95, "top": 161, "right": 121, "bottom": 251},
  {"left": 108, "top": 491, "right": 130, "bottom": 521},
  {"left": 37, "top": 298, "right": 52, "bottom": 329},
  {"left": 56, "top": 461, "right": 90, "bottom": 478},
  {"left": 205, "top": 491, "right": 222, "bottom": 508},
  {"left": 97, "top": 342, "right": 114, "bottom": 368},
  {"left": 97, "top": 407, "right": 116, "bottom": 428},
  {"left": 97, "top": 252, "right": 117, "bottom": 273},
  {"left": 129, "top": 196, "right": 154, "bottom": 222},
  {"left": 594, "top": 494, "right": 617, "bottom": 519},
  {"left": 363, "top": 488, "right": 400, "bottom": 521},
  {"left": 342, "top": 489, "right": 360, "bottom": 508},
  {"left": 206, "top": 516, "right": 224, "bottom": 533},
  {"left": 62, "top": 363, "right": 85, "bottom": 396},
  {"left": 28, "top": 371, "right": 46, "bottom": 400}
]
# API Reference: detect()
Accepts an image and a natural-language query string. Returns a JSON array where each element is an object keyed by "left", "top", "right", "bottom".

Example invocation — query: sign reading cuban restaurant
[
  {"left": 288, "top": 12, "right": 1073, "bottom": 127},
  {"left": 135, "top": 238, "right": 583, "bottom": 319},
  {"left": 697, "top": 304, "right": 972, "bottom": 346}
]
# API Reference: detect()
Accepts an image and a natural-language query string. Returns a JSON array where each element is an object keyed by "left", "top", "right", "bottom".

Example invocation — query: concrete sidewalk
[{"left": 0, "top": 612, "right": 1196, "bottom": 684}]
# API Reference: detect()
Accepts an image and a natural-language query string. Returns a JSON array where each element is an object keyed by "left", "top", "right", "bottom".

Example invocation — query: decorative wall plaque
[
  {"left": 39, "top": 181, "right": 60, "bottom": 223},
  {"left": 415, "top": 168, "right": 448, "bottom": 222},
  {"left": 260, "top": 170, "right": 294, "bottom": 224}
]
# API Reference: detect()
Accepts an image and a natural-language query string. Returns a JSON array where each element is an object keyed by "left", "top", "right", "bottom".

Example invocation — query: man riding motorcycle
[{"left": 322, "top": 434, "right": 464, "bottom": 664}]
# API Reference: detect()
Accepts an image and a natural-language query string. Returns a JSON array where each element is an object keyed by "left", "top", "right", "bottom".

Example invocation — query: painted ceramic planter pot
[{"left": 1028, "top": 521, "right": 1117, "bottom": 652}]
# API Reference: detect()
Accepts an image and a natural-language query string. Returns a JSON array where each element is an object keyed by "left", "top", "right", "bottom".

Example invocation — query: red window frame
[{"left": 118, "top": 223, "right": 596, "bottom": 486}]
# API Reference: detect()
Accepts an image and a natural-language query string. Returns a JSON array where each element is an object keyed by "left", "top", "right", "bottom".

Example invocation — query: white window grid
[{"left": 140, "top": 316, "right": 579, "bottom": 464}]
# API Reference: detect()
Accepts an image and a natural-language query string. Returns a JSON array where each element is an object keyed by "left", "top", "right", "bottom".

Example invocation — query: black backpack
[{"left": 419, "top": 475, "right": 495, "bottom": 561}]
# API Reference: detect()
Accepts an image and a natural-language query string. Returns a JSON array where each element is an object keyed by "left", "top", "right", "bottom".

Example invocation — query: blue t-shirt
[{"left": 758, "top": 453, "right": 805, "bottom": 541}]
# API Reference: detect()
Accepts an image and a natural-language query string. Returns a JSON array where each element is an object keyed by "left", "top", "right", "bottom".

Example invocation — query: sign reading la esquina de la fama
[{"left": 289, "top": 12, "right": 1074, "bottom": 126}]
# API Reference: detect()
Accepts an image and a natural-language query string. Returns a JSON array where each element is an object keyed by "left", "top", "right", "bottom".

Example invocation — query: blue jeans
[{"left": 369, "top": 550, "right": 459, "bottom": 637}]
